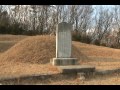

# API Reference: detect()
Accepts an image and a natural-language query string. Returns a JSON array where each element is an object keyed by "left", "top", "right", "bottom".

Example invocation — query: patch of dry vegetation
[
  {"left": 0, "top": 34, "right": 27, "bottom": 41},
  {"left": 0, "top": 35, "right": 59, "bottom": 78},
  {"left": 0, "top": 35, "right": 120, "bottom": 84},
  {"left": 0, "top": 35, "right": 85, "bottom": 64},
  {"left": 0, "top": 35, "right": 120, "bottom": 76},
  {"left": 73, "top": 41, "right": 120, "bottom": 58},
  {"left": 0, "top": 41, "right": 16, "bottom": 53},
  {"left": 0, "top": 61, "right": 59, "bottom": 79},
  {"left": 0, "top": 34, "right": 28, "bottom": 53},
  {"left": 48, "top": 73, "right": 120, "bottom": 85},
  {"left": 0, "top": 35, "right": 56, "bottom": 64},
  {"left": 72, "top": 41, "right": 120, "bottom": 70}
]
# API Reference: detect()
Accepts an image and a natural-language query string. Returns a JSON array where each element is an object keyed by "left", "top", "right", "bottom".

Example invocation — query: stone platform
[
  {"left": 52, "top": 58, "right": 78, "bottom": 66},
  {"left": 57, "top": 65, "right": 95, "bottom": 74}
]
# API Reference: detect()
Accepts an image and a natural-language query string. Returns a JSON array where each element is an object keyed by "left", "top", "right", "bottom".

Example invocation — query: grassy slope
[
  {"left": 72, "top": 41, "right": 120, "bottom": 70},
  {"left": 0, "top": 34, "right": 28, "bottom": 41},
  {"left": 0, "top": 34, "right": 28, "bottom": 53},
  {"left": 0, "top": 35, "right": 59, "bottom": 78},
  {"left": 0, "top": 35, "right": 120, "bottom": 84}
]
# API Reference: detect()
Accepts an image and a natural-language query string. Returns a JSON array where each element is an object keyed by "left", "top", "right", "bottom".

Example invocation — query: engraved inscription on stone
[{"left": 56, "top": 22, "right": 72, "bottom": 58}]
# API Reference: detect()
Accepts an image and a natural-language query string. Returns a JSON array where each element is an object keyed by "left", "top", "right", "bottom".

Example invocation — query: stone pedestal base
[{"left": 51, "top": 58, "right": 78, "bottom": 66}]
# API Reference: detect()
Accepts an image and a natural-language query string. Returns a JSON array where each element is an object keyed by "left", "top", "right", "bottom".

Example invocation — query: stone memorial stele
[{"left": 52, "top": 22, "right": 77, "bottom": 66}]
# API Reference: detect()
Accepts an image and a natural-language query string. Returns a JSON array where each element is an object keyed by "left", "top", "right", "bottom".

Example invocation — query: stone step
[
  {"left": 52, "top": 58, "right": 78, "bottom": 66},
  {"left": 57, "top": 65, "right": 95, "bottom": 74}
]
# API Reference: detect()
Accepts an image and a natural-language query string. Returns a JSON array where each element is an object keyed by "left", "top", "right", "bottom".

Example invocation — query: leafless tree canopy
[{"left": 0, "top": 5, "right": 120, "bottom": 48}]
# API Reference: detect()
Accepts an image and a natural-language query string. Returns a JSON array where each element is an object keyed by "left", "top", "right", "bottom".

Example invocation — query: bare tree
[{"left": 91, "top": 6, "right": 113, "bottom": 45}]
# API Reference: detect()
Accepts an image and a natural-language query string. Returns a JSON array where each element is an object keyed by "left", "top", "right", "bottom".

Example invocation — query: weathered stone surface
[
  {"left": 52, "top": 58, "right": 78, "bottom": 66},
  {"left": 56, "top": 22, "right": 72, "bottom": 58},
  {"left": 58, "top": 65, "right": 95, "bottom": 74},
  {"left": 52, "top": 22, "right": 78, "bottom": 66}
]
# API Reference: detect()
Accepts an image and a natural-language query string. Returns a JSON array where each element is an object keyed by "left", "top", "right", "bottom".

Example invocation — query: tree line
[{"left": 0, "top": 5, "right": 120, "bottom": 48}]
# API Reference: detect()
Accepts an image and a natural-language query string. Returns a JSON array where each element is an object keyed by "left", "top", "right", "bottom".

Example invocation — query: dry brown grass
[
  {"left": 0, "top": 35, "right": 59, "bottom": 79},
  {"left": 0, "top": 35, "right": 120, "bottom": 84},
  {"left": 0, "top": 41, "right": 16, "bottom": 53},
  {"left": 0, "top": 34, "right": 27, "bottom": 41},
  {"left": 0, "top": 61, "right": 59, "bottom": 79},
  {"left": 0, "top": 34, "right": 28, "bottom": 53},
  {"left": 0, "top": 35, "right": 86, "bottom": 64},
  {"left": 73, "top": 41, "right": 120, "bottom": 58},
  {"left": 0, "top": 35, "right": 56, "bottom": 64},
  {"left": 48, "top": 73, "right": 120, "bottom": 85},
  {"left": 72, "top": 41, "right": 120, "bottom": 70}
]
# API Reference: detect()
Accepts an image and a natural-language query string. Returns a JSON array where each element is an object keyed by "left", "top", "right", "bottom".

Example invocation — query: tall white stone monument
[{"left": 52, "top": 22, "right": 77, "bottom": 66}]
